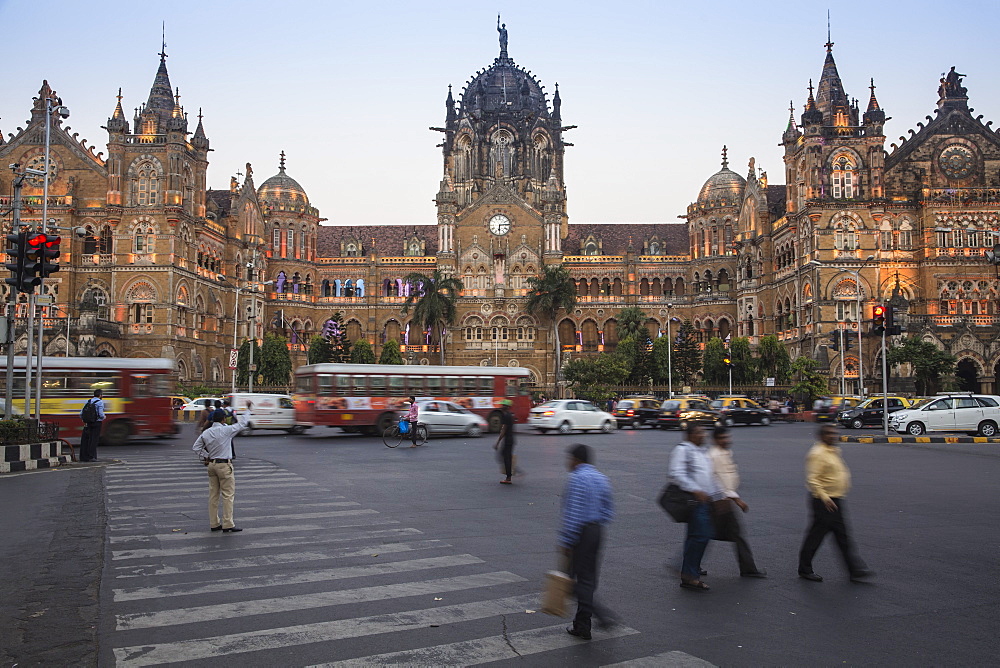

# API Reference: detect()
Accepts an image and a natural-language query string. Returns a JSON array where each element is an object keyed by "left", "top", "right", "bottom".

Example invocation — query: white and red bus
[
  {"left": 3, "top": 356, "right": 177, "bottom": 445},
  {"left": 294, "top": 363, "right": 532, "bottom": 434}
]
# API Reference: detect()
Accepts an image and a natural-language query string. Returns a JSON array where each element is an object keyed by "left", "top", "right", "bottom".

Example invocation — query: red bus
[
  {"left": 4, "top": 356, "right": 177, "bottom": 446},
  {"left": 294, "top": 363, "right": 532, "bottom": 434}
]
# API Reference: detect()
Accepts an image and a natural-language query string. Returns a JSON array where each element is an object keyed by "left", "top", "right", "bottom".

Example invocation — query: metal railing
[{"left": 0, "top": 419, "right": 60, "bottom": 445}]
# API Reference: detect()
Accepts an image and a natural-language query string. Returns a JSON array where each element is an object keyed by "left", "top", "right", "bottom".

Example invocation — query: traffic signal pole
[
  {"left": 839, "top": 328, "right": 846, "bottom": 396},
  {"left": 881, "top": 328, "right": 890, "bottom": 436},
  {"left": 3, "top": 175, "right": 26, "bottom": 419}
]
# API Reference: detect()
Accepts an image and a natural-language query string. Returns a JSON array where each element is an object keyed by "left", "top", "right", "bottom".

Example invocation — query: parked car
[
  {"left": 528, "top": 400, "right": 617, "bottom": 434},
  {"left": 226, "top": 393, "right": 307, "bottom": 434},
  {"left": 711, "top": 396, "right": 773, "bottom": 426},
  {"left": 657, "top": 397, "right": 722, "bottom": 430},
  {"left": 416, "top": 400, "right": 487, "bottom": 437},
  {"left": 181, "top": 397, "right": 223, "bottom": 412},
  {"left": 814, "top": 396, "right": 862, "bottom": 422},
  {"left": 837, "top": 396, "right": 915, "bottom": 429},
  {"left": 889, "top": 393, "right": 1000, "bottom": 436},
  {"left": 613, "top": 397, "right": 661, "bottom": 429}
]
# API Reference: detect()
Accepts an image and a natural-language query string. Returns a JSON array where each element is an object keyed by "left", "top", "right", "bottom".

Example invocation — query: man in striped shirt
[{"left": 560, "top": 444, "right": 616, "bottom": 640}]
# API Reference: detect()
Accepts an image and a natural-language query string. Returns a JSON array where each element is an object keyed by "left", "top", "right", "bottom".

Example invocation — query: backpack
[{"left": 82, "top": 399, "right": 99, "bottom": 423}]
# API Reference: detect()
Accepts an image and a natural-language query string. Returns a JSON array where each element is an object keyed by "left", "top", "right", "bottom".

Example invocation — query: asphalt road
[{"left": 3, "top": 420, "right": 999, "bottom": 666}]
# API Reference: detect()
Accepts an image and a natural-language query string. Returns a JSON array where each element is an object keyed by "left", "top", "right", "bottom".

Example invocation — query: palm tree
[
  {"left": 526, "top": 264, "right": 578, "bottom": 396},
  {"left": 402, "top": 270, "right": 464, "bottom": 365}
]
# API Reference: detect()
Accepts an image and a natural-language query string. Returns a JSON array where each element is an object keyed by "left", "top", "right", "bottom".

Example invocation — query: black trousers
[
  {"left": 714, "top": 510, "right": 761, "bottom": 574},
  {"left": 798, "top": 496, "right": 867, "bottom": 575},
  {"left": 499, "top": 441, "right": 514, "bottom": 478},
  {"left": 568, "top": 523, "right": 614, "bottom": 633},
  {"left": 80, "top": 422, "right": 101, "bottom": 462}
]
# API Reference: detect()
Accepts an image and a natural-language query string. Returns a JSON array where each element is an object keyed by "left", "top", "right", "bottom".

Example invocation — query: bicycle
[{"left": 383, "top": 421, "right": 428, "bottom": 448}]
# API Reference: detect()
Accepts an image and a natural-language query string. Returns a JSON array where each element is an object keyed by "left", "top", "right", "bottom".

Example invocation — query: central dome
[
  {"left": 258, "top": 157, "right": 309, "bottom": 205},
  {"left": 458, "top": 23, "right": 550, "bottom": 118},
  {"left": 697, "top": 166, "right": 746, "bottom": 208}
]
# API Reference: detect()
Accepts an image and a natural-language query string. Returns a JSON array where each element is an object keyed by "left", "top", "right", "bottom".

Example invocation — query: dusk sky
[{"left": 2, "top": 0, "right": 998, "bottom": 227}]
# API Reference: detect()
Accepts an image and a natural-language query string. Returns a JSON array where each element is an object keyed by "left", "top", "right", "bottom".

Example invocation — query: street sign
[
  {"left": 249, "top": 364, "right": 257, "bottom": 372},
  {"left": 228, "top": 348, "right": 238, "bottom": 370},
  {"left": 766, "top": 377, "right": 775, "bottom": 387},
  {"left": 35, "top": 295, "right": 53, "bottom": 305}
]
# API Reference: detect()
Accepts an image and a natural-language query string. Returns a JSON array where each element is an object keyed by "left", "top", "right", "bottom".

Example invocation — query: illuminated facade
[{"left": 3, "top": 34, "right": 1000, "bottom": 394}]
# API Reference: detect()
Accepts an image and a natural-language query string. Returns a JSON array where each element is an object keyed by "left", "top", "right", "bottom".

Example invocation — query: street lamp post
[{"left": 666, "top": 303, "right": 676, "bottom": 398}]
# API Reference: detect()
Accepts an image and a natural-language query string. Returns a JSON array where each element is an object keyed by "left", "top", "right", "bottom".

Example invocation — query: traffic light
[
  {"left": 40, "top": 234, "right": 61, "bottom": 278},
  {"left": 885, "top": 304, "right": 902, "bottom": 335},
  {"left": 872, "top": 304, "right": 886, "bottom": 335},
  {"left": 828, "top": 332, "right": 840, "bottom": 351},
  {"left": 20, "top": 233, "right": 45, "bottom": 294},
  {"left": 4, "top": 231, "right": 27, "bottom": 292},
  {"left": 844, "top": 333, "right": 853, "bottom": 351},
  {"left": 723, "top": 356, "right": 734, "bottom": 368}
]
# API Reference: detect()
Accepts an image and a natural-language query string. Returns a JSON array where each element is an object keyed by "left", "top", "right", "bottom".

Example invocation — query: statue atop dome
[{"left": 497, "top": 15, "right": 508, "bottom": 58}]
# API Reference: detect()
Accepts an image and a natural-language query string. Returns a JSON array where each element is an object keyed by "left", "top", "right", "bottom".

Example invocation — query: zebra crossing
[{"left": 102, "top": 455, "right": 667, "bottom": 667}]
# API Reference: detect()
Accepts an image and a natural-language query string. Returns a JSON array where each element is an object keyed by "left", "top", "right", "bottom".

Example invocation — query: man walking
[
  {"left": 79, "top": 389, "right": 105, "bottom": 462},
  {"left": 798, "top": 424, "right": 875, "bottom": 582},
  {"left": 669, "top": 423, "right": 722, "bottom": 591},
  {"left": 709, "top": 427, "right": 766, "bottom": 578},
  {"left": 560, "top": 444, "right": 616, "bottom": 640},
  {"left": 193, "top": 402, "right": 251, "bottom": 533},
  {"left": 494, "top": 399, "right": 516, "bottom": 484}
]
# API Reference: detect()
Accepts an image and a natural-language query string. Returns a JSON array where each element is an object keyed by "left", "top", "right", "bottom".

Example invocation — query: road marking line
[
  {"left": 107, "top": 482, "right": 316, "bottom": 495},
  {"left": 108, "top": 504, "right": 363, "bottom": 526},
  {"left": 603, "top": 650, "right": 718, "bottom": 667},
  {"left": 114, "top": 554, "right": 485, "bottom": 601},
  {"left": 116, "top": 571, "right": 527, "bottom": 630},
  {"left": 108, "top": 500, "right": 347, "bottom": 513},
  {"left": 109, "top": 513, "right": 380, "bottom": 543},
  {"left": 317, "top": 622, "right": 640, "bottom": 667},
  {"left": 111, "top": 521, "right": 409, "bottom": 560},
  {"left": 111, "top": 594, "right": 538, "bottom": 665},
  {"left": 105, "top": 475, "right": 303, "bottom": 489},
  {"left": 113, "top": 537, "right": 444, "bottom": 578}
]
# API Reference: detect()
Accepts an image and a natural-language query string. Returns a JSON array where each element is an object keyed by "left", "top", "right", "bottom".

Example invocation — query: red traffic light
[
  {"left": 26, "top": 233, "right": 46, "bottom": 250},
  {"left": 44, "top": 234, "right": 61, "bottom": 248},
  {"left": 873, "top": 305, "right": 886, "bottom": 319}
]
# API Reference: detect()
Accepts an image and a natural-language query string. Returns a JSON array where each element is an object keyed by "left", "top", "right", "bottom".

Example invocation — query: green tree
[
  {"left": 563, "top": 353, "right": 630, "bottom": 404},
  {"left": 615, "top": 306, "right": 647, "bottom": 343},
  {"left": 321, "top": 311, "right": 352, "bottom": 363},
  {"left": 260, "top": 333, "right": 292, "bottom": 387},
  {"left": 702, "top": 337, "right": 727, "bottom": 384},
  {"left": 526, "top": 264, "right": 578, "bottom": 392},
  {"left": 307, "top": 335, "right": 333, "bottom": 365},
  {"left": 888, "top": 336, "right": 957, "bottom": 396},
  {"left": 614, "top": 334, "right": 650, "bottom": 386},
  {"left": 789, "top": 356, "right": 827, "bottom": 406},
  {"left": 671, "top": 320, "right": 702, "bottom": 387},
  {"left": 350, "top": 339, "right": 376, "bottom": 364},
  {"left": 235, "top": 338, "right": 260, "bottom": 388},
  {"left": 730, "top": 337, "right": 760, "bottom": 384},
  {"left": 379, "top": 338, "right": 404, "bottom": 365},
  {"left": 650, "top": 335, "right": 671, "bottom": 385},
  {"left": 402, "top": 270, "right": 464, "bottom": 365},
  {"left": 755, "top": 334, "right": 791, "bottom": 383}
]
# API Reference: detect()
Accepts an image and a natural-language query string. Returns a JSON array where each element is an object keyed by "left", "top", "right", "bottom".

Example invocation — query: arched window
[
  {"left": 100, "top": 226, "right": 113, "bottom": 254},
  {"left": 465, "top": 316, "right": 484, "bottom": 342},
  {"left": 299, "top": 226, "right": 306, "bottom": 258},
  {"left": 286, "top": 229, "right": 294, "bottom": 258},
  {"left": 490, "top": 129, "right": 514, "bottom": 178},
  {"left": 345, "top": 242, "right": 359, "bottom": 257},
  {"left": 584, "top": 241, "right": 599, "bottom": 256},
  {"left": 833, "top": 216, "right": 859, "bottom": 252},
  {"left": 83, "top": 225, "right": 98, "bottom": 254},
  {"left": 899, "top": 219, "right": 913, "bottom": 250},
  {"left": 135, "top": 162, "right": 159, "bottom": 206},
  {"left": 272, "top": 227, "right": 280, "bottom": 253},
  {"left": 832, "top": 155, "right": 856, "bottom": 199},
  {"left": 134, "top": 224, "right": 154, "bottom": 253}
]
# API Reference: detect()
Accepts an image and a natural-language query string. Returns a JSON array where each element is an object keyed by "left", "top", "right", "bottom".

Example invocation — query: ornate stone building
[{"left": 4, "top": 30, "right": 1000, "bottom": 394}]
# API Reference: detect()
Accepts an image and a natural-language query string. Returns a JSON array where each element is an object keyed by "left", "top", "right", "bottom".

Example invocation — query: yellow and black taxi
[
  {"left": 710, "top": 396, "right": 773, "bottom": 426},
  {"left": 613, "top": 396, "right": 662, "bottom": 429},
  {"left": 656, "top": 397, "right": 722, "bottom": 430},
  {"left": 814, "top": 396, "right": 862, "bottom": 422},
  {"left": 837, "top": 395, "right": 917, "bottom": 429}
]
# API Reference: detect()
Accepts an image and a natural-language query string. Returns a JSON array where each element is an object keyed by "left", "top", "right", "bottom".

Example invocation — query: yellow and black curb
[{"left": 840, "top": 435, "right": 1000, "bottom": 444}]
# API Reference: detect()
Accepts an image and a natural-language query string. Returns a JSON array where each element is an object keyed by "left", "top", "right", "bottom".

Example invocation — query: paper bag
[{"left": 540, "top": 570, "right": 573, "bottom": 617}]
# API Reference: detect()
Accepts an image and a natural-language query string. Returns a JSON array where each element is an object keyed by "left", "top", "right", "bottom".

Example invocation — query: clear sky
[{"left": 2, "top": 0, "right": 998, "bottom": 227}]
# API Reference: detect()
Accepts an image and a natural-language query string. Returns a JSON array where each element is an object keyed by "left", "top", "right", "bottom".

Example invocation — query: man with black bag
[
  {"left": 668, "top": 423, "right": 722, "bottom": 591},
  {"left": 79, "top": 389, "right": 105, "bottom": 462},
  {"left": 709, "top": 426, "right": 767, "bottom": 578}
]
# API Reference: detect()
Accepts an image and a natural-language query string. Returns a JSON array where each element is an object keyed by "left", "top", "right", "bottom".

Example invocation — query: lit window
[{"left": 832, "top": 156, "right": 855, "bottom": 199}]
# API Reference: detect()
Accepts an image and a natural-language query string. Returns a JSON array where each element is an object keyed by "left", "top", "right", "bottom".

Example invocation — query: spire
[
  {"left": 144, "top": 45, "right": 175, "bottom": 128},
  {"left": 815, "top": 40, "right": 849, "bottom": 122},
  {"left": 279, "top": 150, "right": 286, "bottom": 172},
  {"left": 107, "top": 87, "right": 129, "bottom": 134},
  {"left": 863, "top": 78, "right": 886, "bottom": 126},
  {"left": 721, "top": 145, "right": 729, "bottom": 170},
  {"left": 191, "top": 107, "right": 209, "bottom": 149},
  {"left": 801, "top": 79, "right": 823, "bottom": 125},
  {"left": 445, "top": 84, "right": 456, "bottom": 123},
  {"left": 783, "top": 99, "right": 802, "bottom": 143},
  {"left": 113, "top": 88, "right": 125, "bottom": 119},
  {"left": 552, "top": 82, "right": 561, "bottom": 121}
]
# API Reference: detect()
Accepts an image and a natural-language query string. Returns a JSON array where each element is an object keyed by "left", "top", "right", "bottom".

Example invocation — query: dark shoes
[
  {"left": 210, "top": 526, "right": 222, "bottom": 532},
  {"left": 799, "top": 572, "right": 823, "bottom": 582},
  {"left": 566, "top": 626, "right": 592, "bottom": 641},
  {"left": 680, "top": 580, "right": 710, "bottom": 591},
  {"left": 741, "top": 570, "right": 768, "bottom": 578},
  {"left": 222, "top": 527, "right": 243, "bottom": 533}
]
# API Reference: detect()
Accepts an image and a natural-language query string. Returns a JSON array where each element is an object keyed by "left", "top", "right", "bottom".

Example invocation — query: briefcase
[
  {"left": 540, "top": 570, "right": 573, "bottom": 617},
  {"left": 658, "top": 483, "right": 695, "bottom": 523}
]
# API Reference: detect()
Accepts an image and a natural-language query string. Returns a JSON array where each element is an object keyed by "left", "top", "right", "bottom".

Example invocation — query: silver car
[{"left": 416, "top": 400, "right": 488, "bottom": 438}]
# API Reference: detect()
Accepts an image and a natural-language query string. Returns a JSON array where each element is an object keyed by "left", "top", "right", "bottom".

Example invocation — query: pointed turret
[
  {"left": 863, "top": 78, "right": 885, "bottom": 126},
  {"left": 107, "top": 87, "right": 130, "bottom": 133},
  {"left": 141, "top": 51, "right": 175, "bottom": 133},
  {"left": 782, "top": 100, "right": 801, "bottom": 143},
  {"left": 801, "top": 79, "right": 823, "bottom": 126},
  {"left": 167, "top": 87, "right": 187, "bottom": 132},
  {"left": 445, "top": 85, "right": 456, "bottom": 124},
  {"left": 191, "top": 108, "right": 209, "bottom": 150},
  {"left": 552, "top": 82, "right": 562, "bottom": 122}
]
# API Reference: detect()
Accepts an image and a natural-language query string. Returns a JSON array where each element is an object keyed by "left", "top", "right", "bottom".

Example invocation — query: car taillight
[
  {"left": 627, "top": 409, "right": 634, "bottom": 416},
  {"left": 542, "top": 410, "right": 554, "bottom": 417}
]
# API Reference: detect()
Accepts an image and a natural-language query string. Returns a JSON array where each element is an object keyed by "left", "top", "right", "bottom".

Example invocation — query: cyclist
[{"left": 406, "top": 396, "right": 422, "bottom": 447}]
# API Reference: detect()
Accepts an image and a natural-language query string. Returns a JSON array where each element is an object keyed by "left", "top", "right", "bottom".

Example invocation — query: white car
[
  {"left": 889, "top": 393, "right": 1000, "bottom": 436},
  {"left": 528, "top": 400, "right": 617, "bottom": 434},
  {"left": 227, "top": 393, "right": 307, "bottom": 435},
  {"left": 416, "top": 400, "right": 487, "bottom": 437},
  {"left": 181, "top": 397, "right": 223, "bottom": 412}
]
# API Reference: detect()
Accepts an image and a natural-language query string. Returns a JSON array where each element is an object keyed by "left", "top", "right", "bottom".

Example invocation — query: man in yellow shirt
[{"left": 798, "top": 424, "right": 874, "bottom": 582}]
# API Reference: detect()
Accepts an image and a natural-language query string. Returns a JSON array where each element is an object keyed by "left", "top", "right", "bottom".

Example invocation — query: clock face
[
  {"left": 939, "top": 145, "right": 975, "bottom": 180},
  {"left": 488, "top": 214, "right": 511, "bottom": 236},
  {"left": 24, "top": 154, "right": 58, "bottom": 187}
]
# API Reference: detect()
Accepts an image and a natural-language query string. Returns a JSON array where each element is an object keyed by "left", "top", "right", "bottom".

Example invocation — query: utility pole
[{"left": 3, "top": 171, "right": 28, "bottom": 419}]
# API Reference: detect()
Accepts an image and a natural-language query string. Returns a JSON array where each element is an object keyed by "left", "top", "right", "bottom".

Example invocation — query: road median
[{"left": 839, "top": 434, "right": 1000, "bottom": 444}]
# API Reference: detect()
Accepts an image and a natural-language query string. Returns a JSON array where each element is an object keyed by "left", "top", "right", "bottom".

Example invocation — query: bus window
[
  {"left": 317, "top": 375, "right": 333, "bottom": 395},
  {"left": 335, "top": 375, "right": 350, "bottom": 396},
  {"left": 69, "top": 372, "right": 118, "bottom": 396},
  {"left": 426, "top": 376, "right": 442, "bottom": 396},
  {"left": 506, "top": 379, "right": 519, "bottom": 397},
  {"left": 132, "top": 374, "right": 152, "bottom": 398},
  {"left": 153, "top": 374, "right": 173, "bottom": 396},
  {"left": 479, "top": 377, "right": 494, "bottom": 396},
  {"left": 408, "top": 376, "right": 425, "bottom": 396},
  {"left": 369, "top": 375, "right": 386, "bottom": 396},
  {"left": 445, "top": 376, "right": 460, "bottom": 396},
  {"left": 351, "top": 375, "right": 367, "bottom": 397},
  {"left": 462, "top": 376, "right": 477, "bottom": 395},
  {"left": 388, "top": 375, "right": 405, "bottom": 396}
]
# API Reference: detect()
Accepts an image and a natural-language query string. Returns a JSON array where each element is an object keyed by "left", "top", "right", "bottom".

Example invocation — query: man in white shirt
[
  {"left": 192, "top": 403, "right": 251, "bottom": 533},
  {"left": 669, "top": 423, "right": 724, "bottom": 591},
  {"left": 709, "top": 427, "right": 766, "bottom": 578}
]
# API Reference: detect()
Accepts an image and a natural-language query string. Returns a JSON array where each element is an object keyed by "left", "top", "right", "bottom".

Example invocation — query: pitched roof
[
  {"left": 317, "top": 225, "right": 438, "bottom": 257},
  {"left": 566, "top": 223, "right": 688, "bottom": 255}
]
